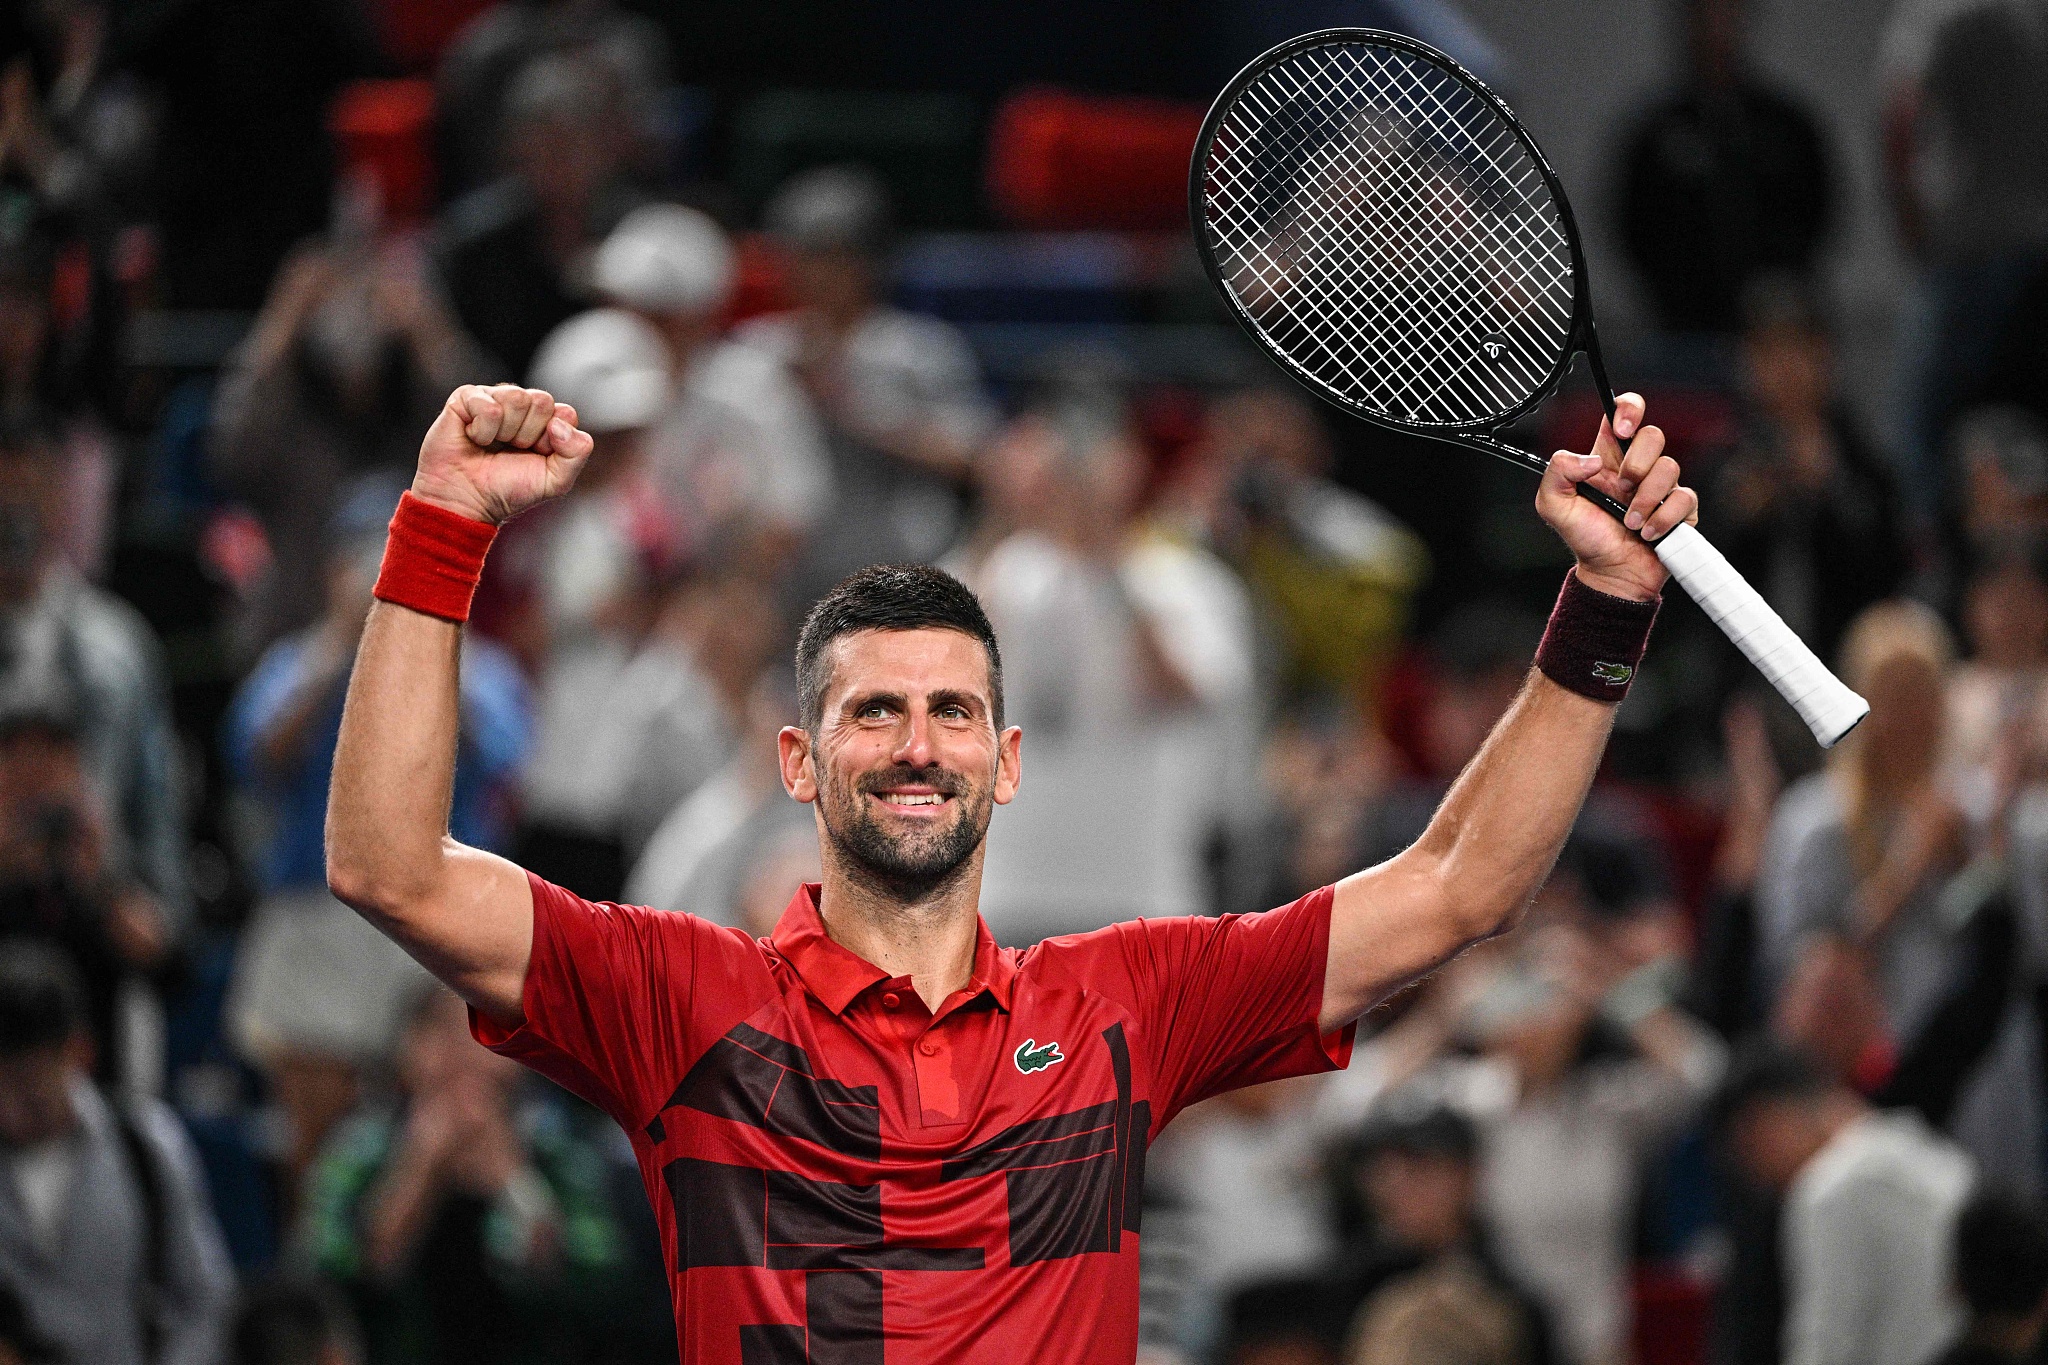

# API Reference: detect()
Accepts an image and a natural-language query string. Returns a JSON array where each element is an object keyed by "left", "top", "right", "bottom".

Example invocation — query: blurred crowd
[{"left": 4, "top": 1, "right": 2048, "bottom": 1364}]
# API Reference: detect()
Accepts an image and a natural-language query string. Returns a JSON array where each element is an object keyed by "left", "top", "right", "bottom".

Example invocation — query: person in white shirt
[
  {"left": 0, "top": 941, "right": 234, "bottom": 1365},
  {"left": 1716, "top": 1042, "right": 1976, "bottom": 1365},
  {"left": 739, "top": 164, "right": 996, "bottom": 574},
  {"left": 591, "top": 203, "right": 833, "bottom": 569}
]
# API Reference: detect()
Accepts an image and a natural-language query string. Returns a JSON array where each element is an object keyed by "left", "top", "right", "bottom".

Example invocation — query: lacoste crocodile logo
[
  {"left": 1013, "top": 1039, "right": 1065, "bottom": 1075},
  {"left": 1592, "top": 661, "right": 1633, "bottom": 685}
]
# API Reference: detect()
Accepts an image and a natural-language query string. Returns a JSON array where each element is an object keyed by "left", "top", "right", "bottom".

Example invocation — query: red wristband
[
  {"left": 1534, "top": 569, "right": 1659, "bottom": 703},
  {"left": 372, "top": 492, "right": 498, "bottom": 623}
]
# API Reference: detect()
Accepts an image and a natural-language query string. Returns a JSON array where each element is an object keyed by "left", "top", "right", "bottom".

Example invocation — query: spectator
[
  {"left": 0, "top": 940, "right": 236, "bottom": 1365},
  {"left": 1709, "top": 278, "right": 1911, "bottom": 668},
  {"left": 0, "top": 412, "right": 185, "bottom": 980},
  {"left": 0, "top": 1280, "right": 61, "bottom": 1365},
  {"left": 1149, "top": 1077, "right": 1337, "bottom": 1360},
  {"left": 1326, "top": 1104, "right": 1556, "bottom": 1365},
  {"left": 210, "top": 225, "right": 492, "bottom": 652},
  {"left": 1, "top": 3, "right": 152, "bottom": 234},
  {"left": 296, "top": 987, "right": 631, "bottom": 1365},
  {"left": 1881, "top": 0, "right": 2048, "bottom": 507},
  {"left": 509, "top": 306, "right": 680, "bottom": 898},
  {"left": 1215, "top": 1276, "right": 1335, "bottom": 1365},
  {"left": 1930, "top": 1190, "right": 2048, "bottom": 1365},
  {"left": 0, "top": 226, "right": 118, "bottom": 580},
  {"left": 434, "top": 53, "right": 643, "bottom": 379},
  {"left": 592, "top": 203, "right": 833, "bottom": 577},
  {"left": 223, "top": 477, "right": 529, "bottom": 1189},
  {"left": 625, "top": 676, "right": 815, "bottom": 924},
  {"left": 228, "top": 1277, "right": 362, "bottom": 1365},
  {"left": 1757, "top": 599, "right": 2043, "bottom": 1187},
  {"left": 1945, "top": 538, "right": 2048, "bottom": 830},
  {"left": 1714, "top": 1043, "right": 1974, "bottom": 1365},
  {"left": 741, "top": 164, "right": 997, "bottom": 572},
  {"left": 1318, "top": 901, "right": 1724, "bottom": 1365},
  {"left": 1614, "top": 0, "right": 1832, "bottom": 333},
  {"left": 962, "top": 402, "right": 1254, "bottom": 741},
  {"left": 434, "top": 0, "right": 670, "bottom": 202},
  {"left": 1161, "top": 385, "right": 1427, "bottom": 702},
  {"left": 612, "top": 568, "right": 785, "bottom": 858},
  {"left": 0, "top": 707, "right": 170, "bottom": 1088},
  {"left": 1951, "top": 407, "right": 2048, "bottom": 551},
  {"left": 958, "top": 399, "right": 1260, "bottom": 939}
]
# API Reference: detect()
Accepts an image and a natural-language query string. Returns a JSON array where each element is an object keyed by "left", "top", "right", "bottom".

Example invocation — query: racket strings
[
  {"left": 1202, "top": 41, "right": 1576, "bottom": 426},
  {"left": 1214, "top": 48, "right": 1568, "bottom": 415}
]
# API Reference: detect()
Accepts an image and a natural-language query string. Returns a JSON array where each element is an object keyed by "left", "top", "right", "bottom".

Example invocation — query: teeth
[{"left": 881, "top": 792, "right": 943, "bottom": 806}]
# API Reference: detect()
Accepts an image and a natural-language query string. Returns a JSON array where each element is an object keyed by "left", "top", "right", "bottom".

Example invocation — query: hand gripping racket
[{"left": 1190, "top": 28, "right": 1869, "bottom": 747}]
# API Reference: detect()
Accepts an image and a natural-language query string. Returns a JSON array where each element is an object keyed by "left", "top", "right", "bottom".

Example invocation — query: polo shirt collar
[{"left": 770, "top": 883, "right": 1016, "bottom": 1015}]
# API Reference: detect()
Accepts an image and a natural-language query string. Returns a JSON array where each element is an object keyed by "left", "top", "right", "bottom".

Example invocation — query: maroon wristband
[
  {"left": 1534, "top": 569, "right": 1660, "bottom": 703},
  {"left": 372, "top": 492, "right": 498, "bottom": 623}
]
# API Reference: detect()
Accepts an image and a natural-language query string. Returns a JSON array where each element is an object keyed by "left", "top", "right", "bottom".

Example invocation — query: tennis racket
[{"left": 1189, "top": 28, "right": 1869, "bottom": 747}]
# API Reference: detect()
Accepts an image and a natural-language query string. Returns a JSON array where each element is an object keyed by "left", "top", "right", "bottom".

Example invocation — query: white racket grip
[{"left": 1651, "top": 521, "right": 1869, "bottom": 748}]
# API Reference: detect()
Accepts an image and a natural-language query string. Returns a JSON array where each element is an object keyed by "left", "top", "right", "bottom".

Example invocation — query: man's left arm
[{"left": 1320, "top": 395, "right": 1698, "bottom": 1031}]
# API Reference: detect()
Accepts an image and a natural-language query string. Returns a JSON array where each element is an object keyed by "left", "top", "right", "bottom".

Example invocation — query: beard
[{"left": 818, "top": 761, "right": 994, "bottom": 901}]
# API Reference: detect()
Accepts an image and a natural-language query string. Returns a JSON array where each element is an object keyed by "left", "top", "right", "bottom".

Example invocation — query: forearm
[{"left": 363, "top": 1140, "right": 447, "bottom": 1278}]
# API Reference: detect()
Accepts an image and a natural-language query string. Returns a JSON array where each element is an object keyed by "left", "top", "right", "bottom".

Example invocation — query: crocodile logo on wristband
[{"left": 1592, "top": 661, "right": 1633, "bottom": 685}]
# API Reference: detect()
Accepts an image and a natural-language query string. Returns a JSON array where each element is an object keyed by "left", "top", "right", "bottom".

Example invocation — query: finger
[
  {"left": 1641, "top": 484, "right": 1699, "bottom": 541},
  {"left": 459, "top": 387, "right": 505, "bottom": 447},
  {"left": 487, "top": 385, "right": 533, "bottom": 448},
  {"left": 1624, "top": 454, "right": 1682, "bottom": 532},
  {"left": 1617, "top": 423, "right": 1666, "bottom": 489},
  {"left": 559, "top": 426, "right": 597, "bottom": 464},
  {"left": 510, "top": 388, "right": 555, "bottom": 449},
  {"left": 1537, "top": 447, "right": 1605, "bottom": 513},
  {"left": 1611, "top": 392, "right": 1645, "bottom": 443}
]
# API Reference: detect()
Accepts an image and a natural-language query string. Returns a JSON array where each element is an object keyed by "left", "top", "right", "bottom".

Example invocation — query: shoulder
[
  {"left": 1794, "top": 1115, "right": 1974, "bottom": 1219},
  {"left": 54, "top": 575, "right": 166, "bottom": 685},
  {"left": 858, "top": 308, "right": 976, "bottom": 360}
]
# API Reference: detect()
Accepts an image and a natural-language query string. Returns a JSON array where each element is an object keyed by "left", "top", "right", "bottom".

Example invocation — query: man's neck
[{"left": 816, "top": 850, "right": 986, "bottom": 1011}]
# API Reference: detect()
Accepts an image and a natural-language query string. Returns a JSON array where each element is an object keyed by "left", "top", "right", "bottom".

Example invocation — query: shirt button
[
  {"left": 881, "top": 992, "right": 901, "bottom": 1010},
  {"left": 919, "top": 1039, "right": 940, "bottom": 1057}
]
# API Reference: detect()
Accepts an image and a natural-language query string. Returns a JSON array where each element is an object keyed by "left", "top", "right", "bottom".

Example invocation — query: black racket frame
[{"left": 1188, "top": 26, "right": 1633, "bottom": 520}]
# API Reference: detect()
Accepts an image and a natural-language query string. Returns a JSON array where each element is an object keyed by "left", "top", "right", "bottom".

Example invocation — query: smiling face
[{"left": 780, "top": 628, "right": 1021, "bottom": 902}]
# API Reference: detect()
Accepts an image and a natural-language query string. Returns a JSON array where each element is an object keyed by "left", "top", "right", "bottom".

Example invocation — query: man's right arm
[{"left": 327, "top": 384, "right": 594, "bottom": 1025}]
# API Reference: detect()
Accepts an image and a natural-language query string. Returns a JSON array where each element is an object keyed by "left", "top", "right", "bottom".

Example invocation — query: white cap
[
  {"left": 528, "top": 308, "right": 671, "bottom": 434},
  {"left": 592, "top": 204, "right": 736, "bottom": 316}
]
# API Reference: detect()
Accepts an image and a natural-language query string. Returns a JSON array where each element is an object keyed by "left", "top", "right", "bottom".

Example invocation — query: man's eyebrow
[{"left": 926, "top": 689, "right": 987, "bottom": 715}]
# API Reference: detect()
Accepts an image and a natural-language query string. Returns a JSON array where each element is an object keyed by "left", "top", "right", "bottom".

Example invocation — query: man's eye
[
  {"left": 938, "top": 705, "right": 968, "bottom": 720},
  {"left": 859, "top": 704, "right": 891, "bottom": 720}
]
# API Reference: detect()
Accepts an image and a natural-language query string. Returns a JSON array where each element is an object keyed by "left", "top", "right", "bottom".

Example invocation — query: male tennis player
[{"left": 328, "top": 382, "right": 1696, "bottom": 1364}]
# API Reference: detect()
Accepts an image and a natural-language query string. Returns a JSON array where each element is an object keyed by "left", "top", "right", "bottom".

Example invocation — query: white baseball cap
[
  {"left": 593, "top": 204, "right": 736, "bottom": 316},
  {"left": 528, "top": 308, "right": 671, "bottom": 434}
]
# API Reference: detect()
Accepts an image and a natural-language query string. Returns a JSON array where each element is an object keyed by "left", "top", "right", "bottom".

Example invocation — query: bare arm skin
[
  {"left": 1320, "top": 395, "right": 1700, "bottom": 1030},
  {"left": 326, "top": 385, "right": 595, "bottom": 1025}
]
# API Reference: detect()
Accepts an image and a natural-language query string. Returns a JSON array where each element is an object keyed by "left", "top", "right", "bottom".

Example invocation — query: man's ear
[
  {"left": 779, "top": 726, "right": 818, "bottom": 803},
  {"left": 993, "top": 725, "right": 1022, "bottom": 805}
]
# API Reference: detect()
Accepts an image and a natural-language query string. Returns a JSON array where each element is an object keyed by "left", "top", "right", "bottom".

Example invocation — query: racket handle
[{"left": 1651, "top": 521, "right": 1869, "bottom": 748}]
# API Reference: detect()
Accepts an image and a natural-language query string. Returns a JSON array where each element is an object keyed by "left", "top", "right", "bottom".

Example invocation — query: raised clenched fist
[{"left": 409, "top": 384, "right": 597, "bottom": 526}]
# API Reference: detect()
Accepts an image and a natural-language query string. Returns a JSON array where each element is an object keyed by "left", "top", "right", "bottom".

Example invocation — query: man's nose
[{"left": 891, "top": 711, "right": 935, "bottom": 767}]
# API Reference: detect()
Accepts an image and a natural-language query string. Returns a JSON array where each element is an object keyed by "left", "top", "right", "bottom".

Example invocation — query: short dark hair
[
  {"left": 1710, "top": 1040, "right": 1834, "bottom": 1134},
  {"left": 0, "top": 940, "right": 89, "bottom": 1055},
  {"left": 1351, "top": 1100, "right": 1479, "bottom": 1164},
  {"left": 794, "top": 564, "right": 1003, "bottom": 731},
  {"left": 1956, "top": 1190, "right": 2048, "bottom": 1317},
  {"left": 230, "top": 1278, "right": 359, "bottom": 1365}
]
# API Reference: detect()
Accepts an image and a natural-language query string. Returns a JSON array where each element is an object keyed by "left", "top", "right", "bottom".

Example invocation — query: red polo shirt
[{"left": 474, "top": 873, "right": 1353, "bottom": 1365}]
